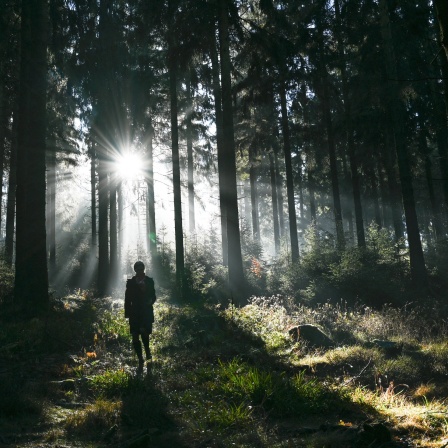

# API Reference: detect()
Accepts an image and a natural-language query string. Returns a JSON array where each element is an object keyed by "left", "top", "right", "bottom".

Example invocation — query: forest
[{"left": 1, "top": 0, "right": 448, "bottom": 447}]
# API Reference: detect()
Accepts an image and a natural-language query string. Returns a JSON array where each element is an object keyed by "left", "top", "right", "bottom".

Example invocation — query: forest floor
[{"left": 0, "top": 291, "right": 447, "bottom": 447}]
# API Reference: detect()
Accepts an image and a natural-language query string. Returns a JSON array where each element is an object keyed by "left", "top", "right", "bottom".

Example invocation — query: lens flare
[{"left": 115, "top": 150, "right": 144, "bottom": 181}]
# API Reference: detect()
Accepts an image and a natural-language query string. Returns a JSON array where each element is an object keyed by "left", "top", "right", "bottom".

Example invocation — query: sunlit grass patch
[
  {"left": 206, "top": 401, "right": 254, "bottom": 429},
  {"left": 349, "top": 384, "right": 448, "bottom": 446},
  {"left": 95, "top": 309, "right": 128, "bottom": 343},
  {"left": 65, "top": 398, "right": 121, "bottom": 435},
  {"left": 216, "top": 358, "right": 348, "bottom": 417},
  {"left": 88, "top": 369, "right": 143, "bottom": 398}
]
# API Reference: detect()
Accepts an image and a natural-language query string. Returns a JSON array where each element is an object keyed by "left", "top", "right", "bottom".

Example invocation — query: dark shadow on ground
[{"left": 151, "top": 299, "right": 412, "bottom": 448}]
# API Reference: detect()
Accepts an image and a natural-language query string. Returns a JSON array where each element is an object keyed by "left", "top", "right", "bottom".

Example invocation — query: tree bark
[
  {"left": 95, "top": 0, "right": 111, "bottom": 296},
  {"left": 0, "top": 78, "right": 5, "bottom": 235},
  {"left": 5, "top": 106, "right": 18, "bottom": 266},
  {"left": 90, "top": 140, "right": 97, "bottom": 248},
  {"left": 47, "top": 137, "right": 56, "bottom": 272},
  {"left": 145, "top": 119, "right": 157, "bottom": 265},
  {"left": 279, "top": 84, "right": 299, "bottom": 261},
  {"left": 168, "top": 4, "right": 185, "bottom": 296},
  {"left": 269, "top": 151, "right": 280, "bottom": 254},
  {"left": 210, "top": 21, "right": 228, "bottom": 266},
  {"left": 109, "top": 172, "right": 118, "bottom": 279},
  {"left": 217, "top": 0, "right": 245, "bottom": 300},
  {"left": 186, "top": 69, "right": 195, "bottom": 235},
  {"left": 15, "top": 0, "right": 49, "bottom": 312},
  {"left": 249, "top": 145, "right": 260, "bottom": 244}
]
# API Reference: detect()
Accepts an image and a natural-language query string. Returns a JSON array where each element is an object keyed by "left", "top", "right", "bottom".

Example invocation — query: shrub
[{"left": 0, "top": 260, "right": 14, "bottom": 305}]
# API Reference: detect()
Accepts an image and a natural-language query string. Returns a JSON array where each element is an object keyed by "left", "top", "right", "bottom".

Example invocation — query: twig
[{"left": 341, "top": 358, "right": 372, "bottom": 387}]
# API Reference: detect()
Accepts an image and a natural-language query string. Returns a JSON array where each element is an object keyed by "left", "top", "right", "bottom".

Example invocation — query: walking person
[{"left": 125, "top": 261, "right": 156, "bottom": 373}]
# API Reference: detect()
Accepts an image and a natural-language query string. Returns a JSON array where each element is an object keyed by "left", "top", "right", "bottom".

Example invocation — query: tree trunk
[
  {"left": 109, "top": 173, "right": 118, "bottom": 279},
  {"left": 15, "top": 0, "right": 49, "bottom": 313},
  {"left": 279, "top": 84, "right": 299, "bottom": 261},
  {"left": 218, "top": 0, "right": 245, "bottom": 300},
  {"left": 186, "top": 69, "right": 195, "bottom": 235},
  {"left": 379, "top": 0, "right": 428, "bottom": 288},
  {"left": 5, "top": 106, "right": 18, "bottom": 266},
  {"left": 0, "top": 78, "right": 5, "bottom": 236},
  {"left": 96, "top": 0, "right": 112, "bottom": 296},
  {"left": 249, "top": 145, "right": 260, "bottom": 244},
  {"left": 145, "top": 120, "right": 157, "bottom": 265},
  {"left": 269, "top": 151, "right": 280, "bottom": 254},
  {"left": 273, "top": 139, "right": 285, "bottom": 239},
  {"left": 168, "top": 7, "right": 185, "bottom": 296},
  {"left": 90, "top": 140, "right": 97, "bottom": 247},
  {"left": 210, "top": 22, "right": 228, "bottom": 266},
  {"left": 47, "top": 137, "right": 56, "bottom": 272}
]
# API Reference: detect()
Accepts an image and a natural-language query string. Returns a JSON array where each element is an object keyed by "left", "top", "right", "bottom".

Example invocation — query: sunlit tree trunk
[
  {"left": 168, "top": 4, "right": 185, "bottom": 296},
  {"left": 145, "top": 120, "right": 157, "bottom": 265},
  {"left": 96, "top": 0, "right": 111, "bottom": 296},
  {"left": 186, "top": 69, "right": 195, "bottom": 235},
  {"left": 109, "top": 173, "right": 118, "bottom": 279},
  {"left": 308, "top": 160, "right": 317, "bottom": 225},
  {"left": 97, "top": 148, "right": 109, "bottom": 295},
  {"left": 269, "top": 151, "right": 280, "bottom": 254},
  {"left": 210, "top": 23, "right": 228, "bottom": 266},
  {"left": 117, "top": 180, "right": 123, "bottom": 262},
  {"left": 249, "top": 145, "right": 260, "bottom": 244},
  {"left": 218, "top": 0, "right": 245, "bottom": 300},
  {"left": 15, "top": 0, "right": 49, "bottom": 312},
  {"left": 273, "top": 138, "right": 285, "bottom": 239},
  {"left": 89, "top": 140, "right": 97, "bottom": 248},
  {"left": 243, "top": 178, "right": 250, "bottom": 227},
  {"left": 5, "top": 107, "right": 18, "bottom": 266},
  {"left": 47, "top": 137, "right": 56, "bottom": 272},
  {"left": 279, "top": 84, "right": 299, "bottom": 261},
  {"left": 0, "top": 78, "right": 5, "bottom": 235},
  {"left": 379, "top": 0, "right": 428, "bottom": 288}
]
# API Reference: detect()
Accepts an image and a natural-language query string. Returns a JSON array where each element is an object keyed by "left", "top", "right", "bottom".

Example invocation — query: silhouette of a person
[{"left": 125, "top": 261, "right": 156, "bottom": 373}]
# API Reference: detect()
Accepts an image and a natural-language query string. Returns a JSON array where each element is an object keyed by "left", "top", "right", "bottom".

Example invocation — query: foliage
[
  {"left": 0, "top": 260, "right": 14, "bottom": 305},
  {"left": 65, "top": 399, "right": 121, "bottom": 436},
  {"left": 88, "top": 369, "right": 143, "bottom": 398}
]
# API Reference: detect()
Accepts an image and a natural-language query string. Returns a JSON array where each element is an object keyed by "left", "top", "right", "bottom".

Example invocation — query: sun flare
[{"left": 115, "top": 150, "right": 144, "bottom": 181}]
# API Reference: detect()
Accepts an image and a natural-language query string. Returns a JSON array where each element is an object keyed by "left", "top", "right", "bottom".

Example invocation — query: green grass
[{"left": 1, "top": 291, "right": 448, "bottom": 447}]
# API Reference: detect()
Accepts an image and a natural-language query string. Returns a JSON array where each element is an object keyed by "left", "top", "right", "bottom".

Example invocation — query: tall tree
[
  {"left": 186, "top": 68, "right": 196, "bottom": 235},
  {"left": 168, "top": 0, "right": 185, "bottom": 296},
  {"left": 217, "top": 0, "right": 245, "bottom": 299},
  {"left": 15, "top": 0, "right": 49, "bottom": 312}
]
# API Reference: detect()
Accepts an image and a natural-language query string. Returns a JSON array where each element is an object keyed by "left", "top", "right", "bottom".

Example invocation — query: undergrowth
[{"left": 0, "top": 286, "right": 447, "bottom": 447}]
